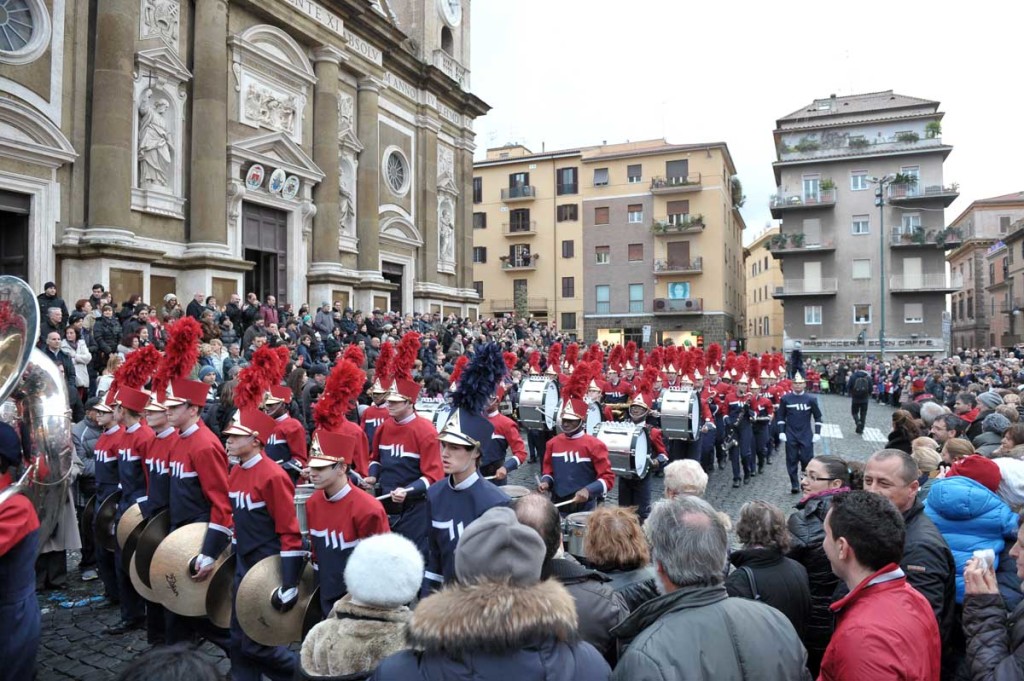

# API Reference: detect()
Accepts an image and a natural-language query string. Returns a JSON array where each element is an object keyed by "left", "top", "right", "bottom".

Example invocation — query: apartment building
[
  {"left": 991, "top": 220, "right": 1024, "bottom": 348},
  {"left": 771, "top": 91, "right": 960, "bottom": 359},
  {"left": 745, "top": 227, "right": 784, "bottom": 354},
  {"left": 947, "top": 192, "right": 1024, "bottom": 349},
  {"left": 472, "top": 139, "right": 747, "bottom": 345}
]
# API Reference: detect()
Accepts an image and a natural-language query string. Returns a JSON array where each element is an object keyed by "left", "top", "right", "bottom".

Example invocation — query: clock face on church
[{"left": 437, "top": 0, "right": 461, "bottom": 27}]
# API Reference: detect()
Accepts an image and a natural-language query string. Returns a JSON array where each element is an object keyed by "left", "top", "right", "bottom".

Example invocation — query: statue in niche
[
  {"left": 137, "top": 92, "right": 173, "bottom": 188},
  {"left": 439, "top": 203, "right": 455, "bottom": 263},
  {"left": 338, "top": 162, "right": 355, "bottom": 234},
  {"left": 338, "top": 94, "right": 354, "bottom": 134}
]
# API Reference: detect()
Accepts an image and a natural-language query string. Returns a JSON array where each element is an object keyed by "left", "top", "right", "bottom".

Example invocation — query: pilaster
[
  {"left": 310, "top": 46, "right": 344, "bottom": 266},
  {"left": 355, "top": 76, "right": 382, "bottom": 278}
]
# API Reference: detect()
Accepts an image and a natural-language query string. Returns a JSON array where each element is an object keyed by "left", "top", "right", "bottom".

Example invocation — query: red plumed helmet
[
  {"left": 374, "top": 341, "right": 395, "bottom": 386},
  {"left": 314, "top": 359, "right": 366, "bottom": 431},
  {"left": 393, "top": 332, "right": 421, "bottom": 381},
  {"left": 503, "top": 351, "right": 519, "bottom": 372},
  {"left": 342, "top": 343, "right": 365, "bottom": 368},
  {"left": 546, "top": 343, "right": 562, "bottom": 373},
  {"left": 108, "top": 345, "right": 161, "bottom": 399},
  {"left": 152, "top": 316, "right": 202, "bottom": 400},
  {"left": 564, "top": 342, "right": 579, "bottom": 369},
  {"left": 235, "top": 345, "right": 288, "bottom": 410}
]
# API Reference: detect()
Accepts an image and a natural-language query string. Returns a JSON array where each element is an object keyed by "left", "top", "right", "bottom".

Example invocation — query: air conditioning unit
[{"left": 653, "top": 298, "right": 703, "bottom": 312}]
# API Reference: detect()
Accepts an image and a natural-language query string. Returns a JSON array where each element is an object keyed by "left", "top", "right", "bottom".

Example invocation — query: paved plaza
[{"left": 36, "top": 393, "right": 896, "bottom": 680}]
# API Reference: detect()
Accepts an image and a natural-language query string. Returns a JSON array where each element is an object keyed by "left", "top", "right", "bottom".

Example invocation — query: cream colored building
[
  {"left": 472, "top": 139, "right": 747, "bottom": 345},
  {"left": 745, "top": 227, "right": 784, "bottom": 354},
  {"left": 0, "top": 0, "right": 487, "bottom": 316}
]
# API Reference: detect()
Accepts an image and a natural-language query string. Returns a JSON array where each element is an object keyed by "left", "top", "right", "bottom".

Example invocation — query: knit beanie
[
  {"left": 978, "top": 391, "right": 1004, "bottom": 410},
  {"left": 983, "top": 412, "right": 1012, "bottom": 436},
  {"left": 454, "top": 506, "right": 545, "bottom": 586},
  {"left": 948, "top": 455, "right": 1002, "bottom": 493},
  {"left": 344, "top": 533, "right": 424, "bottom": 608}
]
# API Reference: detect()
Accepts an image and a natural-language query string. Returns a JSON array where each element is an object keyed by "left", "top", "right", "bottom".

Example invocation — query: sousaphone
[
  {"left": 148, "top": 522, "right": 232, "bottom": 616},
  {"left": 235, "top": 555, "right": 317, "bottom": 646},
  {"left": 0, "top": 276, "right": 74, "bottom": 553}
]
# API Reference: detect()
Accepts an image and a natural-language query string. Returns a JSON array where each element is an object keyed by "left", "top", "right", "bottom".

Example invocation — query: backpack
[{"left": 852, "top": 374, "right": 871, "bottom": 399}]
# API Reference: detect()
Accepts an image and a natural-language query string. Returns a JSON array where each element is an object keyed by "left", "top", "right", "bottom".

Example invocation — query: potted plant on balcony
[
  {"left": 910, "top": 228, "right": 927, "bottom": 246},
  {"left": 794, "top": 138, "right": 820, "bottom": 153},
  {"left": 820, "top": 178, "right": 836, "bottom": 191},
  {"left": 896, "top": 131, "right": 920, "bottom": 143},
  {"left": 789, "top": 233, "right": 805, "bottom": 248},
  {"left": 849, "top": 137, "right": 869, "bottom": 149},
  {"left": 651, "top": 220, "right": 666, "bottom": 235},
  {"left": 925, "top": 121, "right": 942, "bottom": 138},
  {"left": 768, "top": 233, "right": 788, "bottom": 250}
]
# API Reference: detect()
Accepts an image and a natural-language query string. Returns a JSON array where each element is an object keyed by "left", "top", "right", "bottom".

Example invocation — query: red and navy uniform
[
  {"left": 169, "top": 421, "right": 232, "bottom": 559},
  {"left": 707, "top": 379, "right": 730, "bottom": 462},
  {"left": 335, "top": 418, "right": 371, "bottom": 480},
  {"left": 360, "top": 403, "right": 389, "bottom": 445},
  {"left": 227, "top": 453, "right": 303, "bottom": 681},
  {"left": 117, "top": 421, "right": 154, "bottom": 513},
  {"left": 306, "top": 483, "right": 390, "bottom": 616},
  {"left": 483, "top": 409, "right": 528, "bottom": 485},
  {"left": 776, "top": 391, "right": 823, "bottom": 490},
  {"left": 265, "top": 413, "right": 307, "bottom": 477},
  {"left": 541, "top": 430, "right": 615, "bottom": 514},
  {"left": 422, "top": 472, "right": 509, "bottom": 594},
  {"left": 369, "top": 413, "right": 443, "bottom": 555},
  {"left": 724, "top": 390, "right": 756, "bottom": 483},
  {"left": 751, "top": 392, "right": 775, "bottom": 469},
  {"left": 139, "top": 426, "right": 177, "bottom": 519},
  {"left": 603, "top": 379, "right": 630, "bottom": 404},
  {"left": 0, "top": 493, "right": 40, "bottom": 680},
  {"left": 93, "top": 424, "right": 122, "bottom": 501},
  {"left": 616, "top": 421, "right": 668, "bottom": 522}
]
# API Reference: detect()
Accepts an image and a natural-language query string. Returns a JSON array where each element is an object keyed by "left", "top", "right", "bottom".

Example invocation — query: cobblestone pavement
[{"left": 36, "top": 393, "right": 895, "bottom": 679}]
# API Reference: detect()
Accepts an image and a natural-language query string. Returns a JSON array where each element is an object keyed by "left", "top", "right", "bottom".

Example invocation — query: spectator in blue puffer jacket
[{"left": 924, "top": 455, "right": 1020, "bottom": 609}]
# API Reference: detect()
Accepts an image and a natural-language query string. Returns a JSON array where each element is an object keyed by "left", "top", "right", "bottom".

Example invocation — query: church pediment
[
  {"left": 379, "top": 215, "right": 423, "bottom": 246},
  {"left": 135, "top": 46, "right": 192, "bottom": 83},
  {"left": 0, "top": 95, "right": 76, "bottom": 168},
  {"left": 228, "top": 131, "right": 324, "bottom": 182}
]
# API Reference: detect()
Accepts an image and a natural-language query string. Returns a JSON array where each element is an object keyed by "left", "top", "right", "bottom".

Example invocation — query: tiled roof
[{"left": 778, "top": 90, "right": 939, "bottom": 124}]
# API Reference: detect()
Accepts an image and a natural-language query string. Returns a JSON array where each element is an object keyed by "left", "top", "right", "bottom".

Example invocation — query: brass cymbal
[
  {"left": 96, "top": 491, "right": 121, "bottom": 553},
  {"left": 235, "top": 555, "right": 316, "bottom": 646},
  {"left": 129, "top": 551, "right": 159, "bottom": 603},
  {"left": 79, "top": 495, "right": 96, "bottom": 543},
  {"left": 302, "top": 586, "right": 323, "bottom": 639},
  {"left": 133, "top": 509, "right": 170, "bottom": 589},
  {"left": 205, "top": 553, "right": 237, "bottom": 629},
  {"left": 149, "top": 522, "right": 231, "bottom": 617},
  {"left": 117, "top": 503, "right": 144, "bottom": 549}
]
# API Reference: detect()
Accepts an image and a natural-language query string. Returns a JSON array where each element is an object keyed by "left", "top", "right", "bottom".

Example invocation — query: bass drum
[
  {"left": 414, "top": 399, "right": 452, "bottom": 433},
  {"left": 554, "top": 399, "right": 601, "bottom": 435},
  {"left": 518, "top": 377, "right": 559, "bottom": 430},
  {"left": 594, "top": 422, "right": 650, "bottom": 479},
  {"left": 660, "top": 388, "right": 700, "bottom": 441}
]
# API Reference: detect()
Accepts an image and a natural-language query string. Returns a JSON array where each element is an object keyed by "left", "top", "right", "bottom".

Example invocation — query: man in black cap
[{"left": 37, "top": 281, "right": 68, "bottom": 323}]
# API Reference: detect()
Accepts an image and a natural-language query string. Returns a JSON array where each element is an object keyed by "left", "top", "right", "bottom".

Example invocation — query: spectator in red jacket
[{"left": 820, "top": 490, "right": 941, "bottom": 681}]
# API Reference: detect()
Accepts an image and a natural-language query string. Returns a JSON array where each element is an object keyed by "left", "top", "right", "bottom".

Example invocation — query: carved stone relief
[
  {"left": 140, "top": 0, "right": 179, "bottom": 48},
  {"left": 243, "top": 81, "right": 298, "bottom": 134}
]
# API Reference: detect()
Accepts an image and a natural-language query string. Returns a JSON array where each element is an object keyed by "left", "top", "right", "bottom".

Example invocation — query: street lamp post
[{"left": 871, "top": 174, "right": 896, "bottom": 362}]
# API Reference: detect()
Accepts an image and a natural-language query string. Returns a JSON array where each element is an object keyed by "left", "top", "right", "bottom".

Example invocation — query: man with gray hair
[
  {"left": 611, "top": 496, "right": 810, "bottom": 680},
  {"left": 919, "top": 400, "right": 948, "bottom": 429}
]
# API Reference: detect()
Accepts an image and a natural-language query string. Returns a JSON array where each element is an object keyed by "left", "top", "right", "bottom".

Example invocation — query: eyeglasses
[{"left": 801, "top": 473, "right": 837, "bottom": 483}]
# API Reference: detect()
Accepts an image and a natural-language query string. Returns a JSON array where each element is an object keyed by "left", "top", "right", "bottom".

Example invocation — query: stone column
[
  {"left": 86, "top": 0, "right": 138, "bottom": 231},
  {"left": 418, "top": 115, "right": 440, "bottom": 284},
  {"left": 310, "top": 47, "right": 344, "bottom": 265},
  {"left": 188, "top": 0, "right": 229, "bottom": 250},
  {"left": 356, "top": 77, "right": 381, "bottom": 274},
  {"left": 458, "top": 142, "right": 475, "bottom": 291}
]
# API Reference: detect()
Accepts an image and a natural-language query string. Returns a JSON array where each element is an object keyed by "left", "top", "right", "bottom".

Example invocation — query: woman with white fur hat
[{"left": 299, "top": 533, "right": 424, "bottom": 680}]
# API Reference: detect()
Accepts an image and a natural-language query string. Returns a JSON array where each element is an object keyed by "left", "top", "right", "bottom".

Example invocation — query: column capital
[
  {"left": 312, "top": 45, "right": 346, "bottom": 65},
  {"left": 416, "top": 114, "right": 442, "bottom": 133},
  {"left": 358, "top": 76, "right": 385, "bottom": 94}
]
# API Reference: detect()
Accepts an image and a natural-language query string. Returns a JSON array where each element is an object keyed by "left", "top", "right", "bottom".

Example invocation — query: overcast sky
[{"left": 468, "top": 1, "right": 1024, "bottom": 245}]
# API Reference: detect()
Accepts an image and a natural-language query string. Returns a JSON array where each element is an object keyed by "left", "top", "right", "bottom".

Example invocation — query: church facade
[{"left": 0, "top": 0, "right": 487, "bottom": 316}]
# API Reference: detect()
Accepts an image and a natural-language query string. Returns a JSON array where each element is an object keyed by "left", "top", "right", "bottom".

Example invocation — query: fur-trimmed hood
[{"left": 407, "top": 578, "right": 578, "bottom": 656}]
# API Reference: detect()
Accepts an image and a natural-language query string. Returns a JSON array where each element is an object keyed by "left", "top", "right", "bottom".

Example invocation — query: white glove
[
  {"left": 779, "top": 433, "right": 787, "bottom": 442},
  {"left": 195, "top": 554, "right": 215, "bottom": 570},
  {"left": 813, "top": 434, "right": 821, "bottom": 443}
]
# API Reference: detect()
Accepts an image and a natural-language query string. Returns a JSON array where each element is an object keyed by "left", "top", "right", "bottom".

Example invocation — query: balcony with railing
[
  {"left": 651, "top": 214, "right": 705, "bottom": 235},
  {"left": 501, "top": 185, "right": 537, "bottom": 202},
  {"left": 653, "top": 257, "right": 703, "bottom": 276},
  {"left": 490, "top": 297, "right": 548, "bottom": 313},
  {"left": 432, "top": 49, "right": 470, "bottom": 88},
  {"left": 777, "top": 132, "right": 949, "bottom": 162},
  {"left": 766, "top": 233, "right": 836, "bottom": 256},
  {"left": 650, "top": 174, "right": 702, "bottom": 194},
  {"left": 503, "top": 220, "right": 537, "bottom": 237},
  {"left": 769, "top": 189, "right": 836, "bottom": 218},
  {"left": 772, "top": 278, "right": 839, "bottom": 298},
  {"left": 889, "top": 272, "right": 963, "bottom": 293},
  {"left": 889, "top": 226, "right": 964, "bottom": 249},
  {"left": 887, "top": 182, "right": 959, "bottom": 207},
  {"left": 500, "top": 254, "right": 540, "bottom": 271}
]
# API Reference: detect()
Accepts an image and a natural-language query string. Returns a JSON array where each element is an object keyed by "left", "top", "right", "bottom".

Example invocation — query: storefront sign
[{"left": 793, "top": 337, "right": 943, "bottom": 352}]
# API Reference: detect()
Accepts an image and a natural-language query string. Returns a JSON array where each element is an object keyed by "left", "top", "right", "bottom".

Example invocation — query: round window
[
  {"left": 0, "top": 0, "right": 49, "bottom": 65},
  {"left": 383, "top": 147, "right": 410, "bottom": 196}
]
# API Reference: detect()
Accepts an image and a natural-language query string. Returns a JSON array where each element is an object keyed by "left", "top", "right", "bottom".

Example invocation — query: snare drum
[
  {"left": 563, "top": 511, "right": 591, "bottom": 560},
  {"left": 414, "top": 399, "right": 453, "bottom": 432},
  {"left": 594, "top": 422, "right": 650, "bottom": 479},
  {"left": 660, "top": 388, "right": 701, "bottom": 440},
  {"left": 294, "top": 484, "right": 315, "bottom": 536},
  {"left": 519, "top": 376, "right": 559, "bottom": 430},
  {"left": 503, "top": 485, "right": 531, "bottom": 500},
  {"left": 553, "top": 398, "right": 602, "bottom": 435}
]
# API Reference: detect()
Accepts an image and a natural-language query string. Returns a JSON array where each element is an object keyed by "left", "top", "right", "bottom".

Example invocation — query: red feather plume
[
  {"left": 547, "top": 342, "right": 562, "bottom": 373},
  {"left": 564, "top": 342, "right": 579, "bottom": 369},
  {"left": 393, "top": 332, "right": 420, "bottom": 381},
  {"left": 314, "top": 360, "right": 366, "bottom": 431},
  {"left": 583, "top": 343, "right": 603, "bottom": 365},
  {"left": 562, "top": 360, "right": 595, "bottom": 400},
  {"left": 677, "top": 349, "right": 694, "bottom": 377},
  {"left": 503, "top": 351, "right": 519, "bottom": 372},
  {"left": 706, "top": 343, "right": 723, "bottom": 371},
  {"left": 637, "top": 361, "right": 661, "bottom": 396},
  {"left": 108, "top": 345, "right": 161, "bottom": 398},
  {"left": 342, "top": 343, "right": 365, "bottom": 368},
  {"left": 234, "top": 345, "right": 288, "bottom": 410},
  {"left": 374, "top": 341, "right": 395, "bottom": 386},
  {"left": 663, "top": 346, "right": 678, "bottom": 370},
  {"left": 608, "top": 344, "right": 625, "bottom": 371},
  {"left": 637, "top": 348, "right": 646, "bottom": 368},
  {"left": 748, "top": 357, "right": 761, "bottom": 382},
  {"left": 527, "top": 350, "right": 541, "bottom": 372},
  {"left": 449, "top": 355, "right": 470, "bottom": 385},
  {"left": 689, "top": 347, "right": 705, "bottom": 372},
  {"left": 624, "top": 341, "right": 637, "bottom": 365},
  {"left": 152, "top": 317, "right": 202, "bottom": 399}
]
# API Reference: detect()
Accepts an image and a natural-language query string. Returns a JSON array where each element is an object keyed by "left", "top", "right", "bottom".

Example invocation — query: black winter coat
[
  {"left": 787, "top": 489, "right": 844, "bottom": 667},
  {"left": 726, "top": 546, "right": 811, "bottom": 641},
  {"left": 902, "top": 498, "right": 958, "bottom": 646},
  {"left": 601, "top": 566, "right": 659, "bottom": 613},
  {"left": 549, "top": 557, "right": 627, "bottom": 663},
  {"left": 963, "top": 593, "right": 1024, "bottom": 680},
  {"left": 93, "top": 316, "right": 122, "bottom": 356}
]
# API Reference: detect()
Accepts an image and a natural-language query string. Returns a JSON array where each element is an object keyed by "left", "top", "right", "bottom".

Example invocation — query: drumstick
[
  {"left": 483, "top": 475, "right": 497, "bottom": 480},
  {"left": 553, "top": 499, "right": 577, "bottom": 508},
  {"left": 375, "top": 488, "right": 411, "bottom": 501}
]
